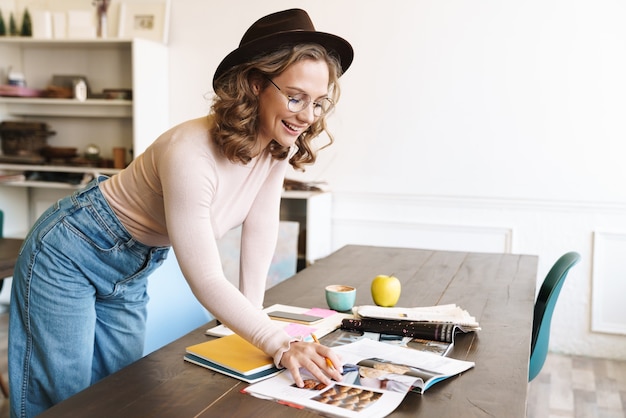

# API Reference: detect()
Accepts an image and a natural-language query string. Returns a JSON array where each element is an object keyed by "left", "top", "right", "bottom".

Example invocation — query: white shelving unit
[
  {"left": 280, "top": 190, "right": 332, "bottom": 269},
  {"left": 0, "top": 39, "right": 332, "bottom": 269},
  {"left": 0, "top": 38, "right": 169, "bottom": 236}
]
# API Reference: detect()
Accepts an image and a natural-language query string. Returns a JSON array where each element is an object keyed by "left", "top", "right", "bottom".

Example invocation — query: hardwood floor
[
  {"left": 527, "top": 352, "right": 626, "bottom": 418},
  {"left": 0, "top": 306, "right": 622, "bottom": 418}
]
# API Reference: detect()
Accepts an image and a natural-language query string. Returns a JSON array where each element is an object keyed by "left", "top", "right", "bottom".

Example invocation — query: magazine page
[
  {"left": 406, "top": 337, "right": 452, "bottom": 356},
  {"left": 333, "top": 339, "right": 474, "bottom": 393},
  {"left": 321, "top": 329, "right": 410, "bottom": 348},
  {"left": 323, "top": 328, "right": 450, "bottom": 356},
  {"left": 244, "top": 339, "right": 474, "bottom": 417}
]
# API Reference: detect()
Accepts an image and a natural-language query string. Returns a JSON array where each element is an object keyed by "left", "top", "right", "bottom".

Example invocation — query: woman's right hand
[{"left": 279, "top": 341, "right": 344, "bottom": 387}]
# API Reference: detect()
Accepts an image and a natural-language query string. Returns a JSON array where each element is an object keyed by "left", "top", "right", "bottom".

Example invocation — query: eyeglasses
[{"left": 265, "top": 77, "right": 334, "bottom": 117}]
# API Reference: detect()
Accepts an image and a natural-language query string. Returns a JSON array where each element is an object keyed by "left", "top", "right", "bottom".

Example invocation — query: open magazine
[{"left": 244, "top": 338, "right": 474, "bottom": 418}]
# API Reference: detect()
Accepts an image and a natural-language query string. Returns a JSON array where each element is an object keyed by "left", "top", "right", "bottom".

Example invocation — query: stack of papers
[{"left": 355, "top": 304, "right": 480, "bottom": 329}]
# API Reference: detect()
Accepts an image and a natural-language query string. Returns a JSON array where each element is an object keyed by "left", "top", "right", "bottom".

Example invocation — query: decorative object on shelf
[
  {"left": 39, "top": 85, "right": 71, "bottom": 99},
  {"left": 7, "top": 68, "right": 26, "bottom": 87},
  {"left": 84, "top": 144, "right": 101, "bottom": 161},
  {"left": 41, "top": 146, "right": 78, "bottom": 160},
  {"left": 0, "top": 85, "right": 41, "bottom": 98},
  {"left": 0, "top": 121, "right": 55, "bottom": 157},
  {"left": 93, "top": 0, "right": 110, "bottom": 38},
  {"left": 29, "top": 10, "right": 52, "bottom": 39},
  {"left": 46, "top": 75, "right": 91, "bottom": 100},
  {"left": 66, "top": 143, "right": 116, "bottom": 169},
  {"left": 113, "top": 147, "right": 127, "bottom": 169},
  {"left": 9, "top": 12, "right": 17, "bottom": 36},
  {"left": 118, "top": 0, "right": 170, "bottom": 43},
  {"left": 20, "top": 8, "right": 32, "bottom": 37},
  {"left": 51, "top": 12, "right": 66, "bottom": 39},
  {"left": 74, "top": 79, "right": 87, "bottom": 102},
  {"left": 103, "top": 89, "right": 132, "bottom": 100},
  {"left": 0, "top": 9, "right": 6, "bottom": 36}
]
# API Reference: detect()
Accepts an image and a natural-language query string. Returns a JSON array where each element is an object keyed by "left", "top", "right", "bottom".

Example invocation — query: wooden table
[
  {"left": 39, "top": 245, "right": 538, "bottom": 417},
  {"left": 0, "top": 237, "right": 23, "bottom": 278}
]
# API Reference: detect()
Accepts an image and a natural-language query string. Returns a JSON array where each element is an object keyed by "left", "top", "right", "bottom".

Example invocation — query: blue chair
[
  {"left": 143, "top": 252, "right": 212, "bottom": 356},
  {"left": 529, "top": 251, "right": 581, "bottom": 381}
]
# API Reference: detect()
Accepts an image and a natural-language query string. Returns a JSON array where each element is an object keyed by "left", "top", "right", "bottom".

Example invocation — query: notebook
[
  {"left": 184, "top": 352, "right": 282, "bottom": 384},
  {"left": 184, "top": 333, "right": 281, "bottom": 381}
]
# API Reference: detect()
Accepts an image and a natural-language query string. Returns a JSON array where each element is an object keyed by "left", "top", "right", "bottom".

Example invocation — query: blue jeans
[{"left": 8, "top": 177, "right": 170, "bottom": 418}]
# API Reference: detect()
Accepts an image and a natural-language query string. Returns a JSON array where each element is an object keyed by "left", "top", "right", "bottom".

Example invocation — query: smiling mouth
[{"left": 283, "top": 120, "right": 303, "bottom": 135}]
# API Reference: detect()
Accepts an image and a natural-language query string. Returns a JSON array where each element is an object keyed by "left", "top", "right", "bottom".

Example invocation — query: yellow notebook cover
[{"left": 185, "top": 334, "right": 274, "bottom": 376}]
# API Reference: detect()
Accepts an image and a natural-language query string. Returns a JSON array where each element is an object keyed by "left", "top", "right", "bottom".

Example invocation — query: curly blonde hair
[{"left": 211, "top": 43, "right": 343, "bottom": 171}]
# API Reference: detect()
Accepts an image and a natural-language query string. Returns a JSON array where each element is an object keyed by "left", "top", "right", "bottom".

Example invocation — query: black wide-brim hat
[{"left": 213, "top": 8, "right": 354, "bottom": 90}]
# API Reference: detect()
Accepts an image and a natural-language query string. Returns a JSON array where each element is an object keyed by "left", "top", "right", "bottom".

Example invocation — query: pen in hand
[{"left": 311, "top": 333, "right": 335, "bottom": 371}]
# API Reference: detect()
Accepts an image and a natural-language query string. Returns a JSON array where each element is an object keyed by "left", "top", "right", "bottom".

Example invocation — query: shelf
[
  {"left": 0, "top": 163, "right": 119, "bottom": 189},
  {"left": 279, "top": 191, "right": 332, "bottom": 267},
  {"left": 0, "top": 180, "right": 85, "bottom": 190},
  {"left": 0, "top": 38, "right": 133, "bottom": 48},
  {"left": 0, "top": 97, "right": 132, "bottom": 118},
  {"left": 281, "top": 190, "right": 329, "bottom": 199},
  {"left": 0, "top": 163, "right": 119, "bottom": 174}
]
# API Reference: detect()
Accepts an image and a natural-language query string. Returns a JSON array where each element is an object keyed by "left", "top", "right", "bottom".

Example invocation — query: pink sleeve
[
  {"left": 239, "top": 159, "right": 290, "bottom": 309},
  {"left": 158, "top": 139, "right": 292, "bottom": 365}
]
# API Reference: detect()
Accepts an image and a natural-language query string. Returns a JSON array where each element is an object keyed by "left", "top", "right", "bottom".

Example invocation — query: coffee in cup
[{"left": 325, "top": 284, "right": 356, "bottom": 312}]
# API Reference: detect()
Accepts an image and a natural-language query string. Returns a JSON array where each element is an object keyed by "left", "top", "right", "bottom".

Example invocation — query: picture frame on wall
[{"left": 117, "top": 1, "right": 171, "bottom": 44}]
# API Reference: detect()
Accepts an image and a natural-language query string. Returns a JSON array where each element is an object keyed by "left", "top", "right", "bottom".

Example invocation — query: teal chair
[{"left": 529, "top": 251, "right": 581, "bottom": 381}]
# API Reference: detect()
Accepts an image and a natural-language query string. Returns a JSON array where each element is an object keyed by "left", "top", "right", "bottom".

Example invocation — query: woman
[{"left": 8, "top": 8, "right": 353, "bottom": 417}]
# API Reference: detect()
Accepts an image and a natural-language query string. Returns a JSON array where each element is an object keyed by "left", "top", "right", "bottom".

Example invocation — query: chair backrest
[
  {"left": 529, "top": 251, "right": 581, "bottom": 381},
  {"left": 0, "top": 209, "right": 3, "bottom": 237}
]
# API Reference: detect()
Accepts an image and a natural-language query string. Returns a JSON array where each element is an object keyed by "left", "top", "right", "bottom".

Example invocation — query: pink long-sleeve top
[{"left": 99, "top": 116, "right": 295, "bottom": 365}]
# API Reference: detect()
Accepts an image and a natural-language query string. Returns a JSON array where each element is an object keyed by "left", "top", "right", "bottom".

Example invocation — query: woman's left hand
[{"left": 279, "top": 341, "right": 344, "bottom": 387}]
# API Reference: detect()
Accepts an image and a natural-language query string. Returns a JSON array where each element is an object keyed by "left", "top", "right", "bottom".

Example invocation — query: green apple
[{"left": 371, "top": 274, "right": 401, "bottom": 307}]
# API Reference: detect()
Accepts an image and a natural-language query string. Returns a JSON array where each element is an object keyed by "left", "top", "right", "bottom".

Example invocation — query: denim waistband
[{"left": 69, "top": 176, "right": 167, "bottom": 253}]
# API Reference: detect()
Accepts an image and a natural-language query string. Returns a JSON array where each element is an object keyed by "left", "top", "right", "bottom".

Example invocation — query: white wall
[
  {"left": 165, "top": 0, "right": 626, "bottom": 360},
  {"left": 6, "top": 0, "right": 626, "bottom": 360},
  {"left": 167, "top": 0, "right": 626, "bottom": 203}
]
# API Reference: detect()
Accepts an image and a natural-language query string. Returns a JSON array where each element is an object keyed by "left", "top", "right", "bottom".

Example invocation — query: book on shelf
[
  {"left": 244, "top": 338, "right": 475, "bottom": 418},
  {"left": 184, "top": 333, "right": 282, "bottom": 384},
  {"left": 0, "top": 170, "right": 26, "bottom": 183}
]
